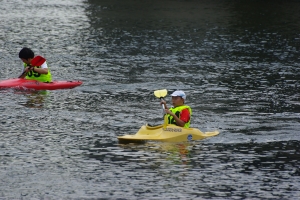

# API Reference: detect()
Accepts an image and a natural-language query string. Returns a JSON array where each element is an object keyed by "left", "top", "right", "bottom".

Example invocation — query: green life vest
[
  {"left": 24, "top": 62, "right": 52, "bottom": 82},
  {"left": 168, "top": 105, "right": 192, "bottom": 128}
]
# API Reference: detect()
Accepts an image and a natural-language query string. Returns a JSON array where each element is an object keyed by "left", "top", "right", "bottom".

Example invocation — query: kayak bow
[{"left": 118, "top": 124, "right": 219, "bottom": 143}]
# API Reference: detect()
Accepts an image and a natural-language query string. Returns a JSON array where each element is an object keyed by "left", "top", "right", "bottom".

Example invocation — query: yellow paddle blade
[{"left": 154, "top": 89, "right": 168, "bottom": 98}]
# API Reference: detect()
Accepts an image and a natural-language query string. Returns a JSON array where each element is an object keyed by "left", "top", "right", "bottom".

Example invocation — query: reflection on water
[
  {"left": 18, "top": 90, "right": 50, "bottom": 108},
  {"left": 162, "top": 143, "right": 192, "bottom": 165},
  {"left": 118, "top": 142, "right": 193, "bottom": 166}
]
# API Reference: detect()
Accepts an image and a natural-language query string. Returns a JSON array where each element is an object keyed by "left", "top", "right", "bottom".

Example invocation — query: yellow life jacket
[
  {"left": 168, "top": 105, "right": 192, "bottom": 128},
  {"left": 24, "top": 62, "right": 52, "bottom": 82}
]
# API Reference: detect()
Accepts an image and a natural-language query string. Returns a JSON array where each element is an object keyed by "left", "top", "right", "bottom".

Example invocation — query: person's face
[
  {"left": 21, "top": 58, "right": 32, "bottom": 65},
  {"left": 171, "top": 96, "right": 184, "bottom": 107}
]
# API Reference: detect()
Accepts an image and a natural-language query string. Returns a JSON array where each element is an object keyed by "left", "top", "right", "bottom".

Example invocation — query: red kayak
[{"left": 0, "top": 78, "right": 82, "bottom": 90}]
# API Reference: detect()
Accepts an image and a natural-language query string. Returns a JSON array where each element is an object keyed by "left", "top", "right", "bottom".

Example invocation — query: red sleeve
[{"left": 180, "top": 108, "right": 190, "bottom": 123}]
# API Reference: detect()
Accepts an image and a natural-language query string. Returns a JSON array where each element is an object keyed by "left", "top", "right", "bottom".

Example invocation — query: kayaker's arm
[
  {"left": 33, "top": 67, "right": 49, "bottom": 74},
  {"left": 164, "top": 109, "right": 186, "bottom": 127},
  {"left": 160, "top": 99, "right": 186, "bottom": 127},
  {"left": 161, "top": 100, "right": 186, "bottom": 127},
  {"left": 19, "top": 67, "right": 48, "bottom": 79},
  {"left": 19, "top": 66, "right": 33, "bottom": 79}
]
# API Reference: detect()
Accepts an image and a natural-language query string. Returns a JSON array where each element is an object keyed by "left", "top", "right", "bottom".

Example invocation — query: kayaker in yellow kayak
[
  {"left": 18, "top": 47, "right": 52, "bottom": 82},
  {"left": 160, "top": 90, "right": 192, "bottom": 128}
]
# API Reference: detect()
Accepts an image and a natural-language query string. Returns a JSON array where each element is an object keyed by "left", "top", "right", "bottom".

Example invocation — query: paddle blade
[
  {"left": 31, "top": 55, "right": 46, "bottom": 66},
  {"left": 154, "top": 89, "right": 168, "bottom": 98}
]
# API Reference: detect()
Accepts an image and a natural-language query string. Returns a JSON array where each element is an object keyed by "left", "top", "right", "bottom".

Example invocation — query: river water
[{"left": 0, "top": 0, "right": 299, "bottom": 199}]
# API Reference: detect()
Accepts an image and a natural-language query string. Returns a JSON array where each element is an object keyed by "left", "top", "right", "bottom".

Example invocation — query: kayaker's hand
[
  {"left": 160, "top": 100, "right": 167, "bottom": 109},
  {"left": 24, "top": 66, "right": 33, "bottom": 72},
  {"left": 164, "top": 109, "right": 173, "bottom": 116},
  {"left": 19, "top": 66, "right": 33, "bottom": 79}
]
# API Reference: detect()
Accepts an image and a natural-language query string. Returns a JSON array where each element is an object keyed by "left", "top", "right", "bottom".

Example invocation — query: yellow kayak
[
  {"left": 118, "top": 89, "right": 219, "bottom": 143},
  {"left": 118, "top": 124, "right": 220, "bottom": 143}
]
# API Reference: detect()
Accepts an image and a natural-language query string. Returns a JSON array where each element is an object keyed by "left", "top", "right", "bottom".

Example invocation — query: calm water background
[{"left": 0, "top": 0, "right": 299, "bottom": 199}]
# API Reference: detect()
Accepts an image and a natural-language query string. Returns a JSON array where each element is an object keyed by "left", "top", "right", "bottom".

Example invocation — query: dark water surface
[{"left": 0, "top": 0, "right": 299, "bottom": 199}]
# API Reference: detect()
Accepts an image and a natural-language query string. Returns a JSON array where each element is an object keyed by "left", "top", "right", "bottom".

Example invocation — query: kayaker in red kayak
[
  {"left": 18, "top": 47, "right": 52, "bottom": 82},
  {"left": 160, "top": 90, "right": 192, "bottom": 128}
]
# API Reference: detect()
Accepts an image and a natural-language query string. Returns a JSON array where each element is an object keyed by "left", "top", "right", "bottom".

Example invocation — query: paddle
[
  {"left": 154, "top": 89, "right": 168, "bottom": 110},
  {"left": 154, "top": 89, "right": 168, "bottom": 127},
  {"left": 18, "top": 56, "right": 46, "bottom": 78}
]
